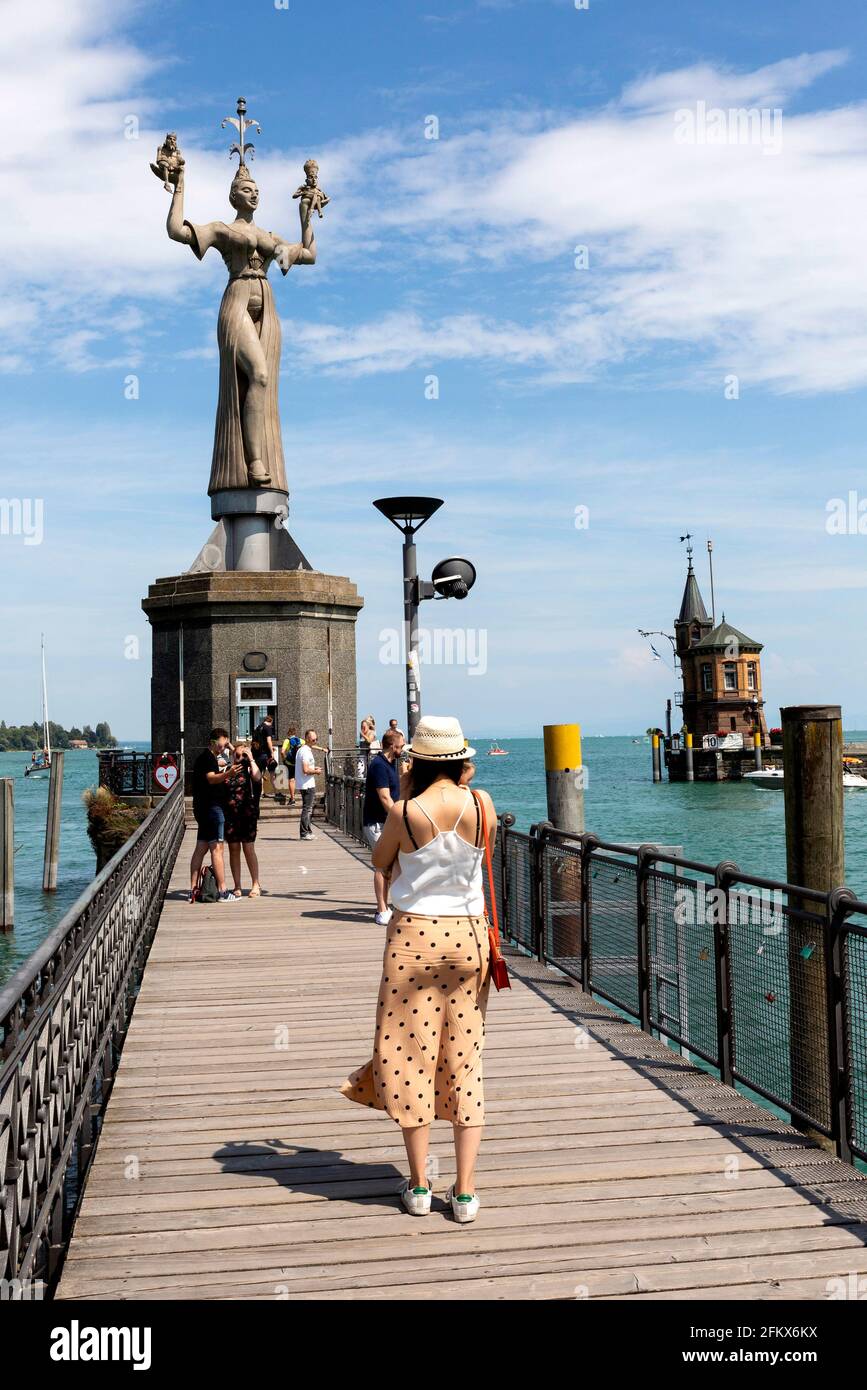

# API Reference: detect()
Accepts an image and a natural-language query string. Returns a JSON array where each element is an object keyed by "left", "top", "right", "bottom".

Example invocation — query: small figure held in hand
[
  {"left": 150, "top": 133, "right": 185, "bottom": 192},
  {"left": 293, "top": 158, "right": 329, "bottom": 221}
]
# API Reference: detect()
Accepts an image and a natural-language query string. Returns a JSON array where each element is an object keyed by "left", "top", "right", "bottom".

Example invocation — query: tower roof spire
[{"left": 677, "top": 532, "right": 709, "bottom": 624}]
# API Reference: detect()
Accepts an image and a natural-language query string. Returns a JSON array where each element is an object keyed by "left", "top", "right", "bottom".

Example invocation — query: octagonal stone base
[{"left": 142, "top": 569, "right": 363, "bottom": 786}]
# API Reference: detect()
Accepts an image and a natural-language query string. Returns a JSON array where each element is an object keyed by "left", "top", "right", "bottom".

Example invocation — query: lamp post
[{"left": 373, "top": 497, "right": 476, "bottom": 740}]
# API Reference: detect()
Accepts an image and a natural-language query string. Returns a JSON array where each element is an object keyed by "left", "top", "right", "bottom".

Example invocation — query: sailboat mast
[{"left": 41, "top": 635, "right": 50, "bottom": 761}]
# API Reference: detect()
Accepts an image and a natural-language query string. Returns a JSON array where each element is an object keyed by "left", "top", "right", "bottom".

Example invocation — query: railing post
[
  {"left": 714, "top": 860, "right": 738, "bottom": 1087},
  {"left": 636, "top": 845, "right": 657, "bottom": 1032},
  {"left": 497, "top": 813, "right": 515, "bottom": 944},
  {"left": 826, "top": 886, "right": 855, "bottom": 1165},
  {"left": 579, "top": 833, "right": 598, "bottom": 993},
  {"left": 529, "top": 822, "right": 552, "bottom": 960}
]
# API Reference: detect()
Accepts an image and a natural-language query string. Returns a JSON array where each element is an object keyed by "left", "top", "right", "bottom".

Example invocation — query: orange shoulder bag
[{"left": 472, "top": 791, "right": 511, "bottom": 992}]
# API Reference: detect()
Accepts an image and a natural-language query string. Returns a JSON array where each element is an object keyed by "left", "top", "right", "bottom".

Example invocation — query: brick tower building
[{"left": 674, "top": 549, "right": 769, "bottom": 746}]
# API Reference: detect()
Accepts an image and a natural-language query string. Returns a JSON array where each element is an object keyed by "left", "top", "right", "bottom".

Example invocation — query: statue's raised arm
[{"left": 150, "top": 99, "right": 329, "bottom": 496}]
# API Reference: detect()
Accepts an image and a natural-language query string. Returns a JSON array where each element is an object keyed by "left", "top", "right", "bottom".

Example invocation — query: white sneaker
[
  {"left": 399, "top": 1179, "right": 433, "bottom": 1217},
  {"left": 374, "top": 909, "right": 393, "bottom": 926},
  {"left": 446, "top": 1184, "right": 480, "bottom": 1223}
]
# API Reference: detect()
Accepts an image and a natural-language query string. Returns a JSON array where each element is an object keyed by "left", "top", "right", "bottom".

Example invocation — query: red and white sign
[{"left": 153, "top": 754, "right": 179, "bottom": 791}]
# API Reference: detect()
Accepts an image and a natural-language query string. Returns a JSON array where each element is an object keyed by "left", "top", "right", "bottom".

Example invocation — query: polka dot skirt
[{"left": 340, "top": 910, "right": 491, "bottom": 1129}]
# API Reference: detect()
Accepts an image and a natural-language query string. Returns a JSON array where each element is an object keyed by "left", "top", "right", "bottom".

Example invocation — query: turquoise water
[
  {"left": 4, "top": 732, "right": 867, "bottom": 992},
  {"left": 0, "top": 743, "right": 148, "bottom": 989},
  {"left": 472, "top": 734, "right": 867, "bottom": 898}
]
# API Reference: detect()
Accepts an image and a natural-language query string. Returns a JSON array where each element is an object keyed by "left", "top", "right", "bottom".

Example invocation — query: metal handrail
[
  {"left": 325, "top": 771, "right": 867, "bottom": 1168},
  {"left": 0, "top": 780, "right": 185, "bottom": 1294}
]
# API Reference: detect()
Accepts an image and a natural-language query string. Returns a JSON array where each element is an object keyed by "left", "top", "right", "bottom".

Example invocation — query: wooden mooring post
[
  {"left": 543, "top": 724, "right": 584, "bottom": 832},
  {"left": 1, "top": 778, "right": 13, "bottom": 930},
  {"left": 781, "top": 705, "right": 843, "bottom": 1150},
  {"left": 754, "top": 729, "right": 763, "bottom": 770},
  {"left": 684, "top": 730, "right": 694, "bottom": 782},
  {"left": 542, "top": 724, "right": 584, "bottom": 966},
  {"left": 42, "top": 751, "right": 64, "bottom": 893}
]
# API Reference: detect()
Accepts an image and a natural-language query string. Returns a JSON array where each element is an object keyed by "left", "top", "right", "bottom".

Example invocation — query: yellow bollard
[{"left": 543, "top": 724, "right": 584, "bottom": 833}]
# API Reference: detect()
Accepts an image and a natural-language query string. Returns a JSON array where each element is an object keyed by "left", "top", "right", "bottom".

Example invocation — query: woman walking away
[
  {"left": 224, "top": 741, "right": 262, "bottom": 897},
  {"left": 341, "top": 715, "right": 497, "bottom": 1224}
]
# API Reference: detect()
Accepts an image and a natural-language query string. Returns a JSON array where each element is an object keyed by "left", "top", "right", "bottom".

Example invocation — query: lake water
[
  {"left": 0, "top": 742, "right": 148, "bottom": 990},
  {"left": 473, "top": 734, "right": 867, "bottom": 896},
  {"left": 4, "top": 733, "right": 867, "bottom": 990}
]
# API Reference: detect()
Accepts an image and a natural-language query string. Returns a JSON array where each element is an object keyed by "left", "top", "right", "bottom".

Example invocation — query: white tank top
[{"left": 390, "top": 792, "right": 486, "bottom": 916}]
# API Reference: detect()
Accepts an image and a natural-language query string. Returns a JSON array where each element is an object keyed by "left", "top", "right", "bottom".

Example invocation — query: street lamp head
[
  {"left": 373, "top": 496, "right": 444, "bottom": 535},
  {"left": 431, "top": 556, "right": 476, "bottom": 600}
]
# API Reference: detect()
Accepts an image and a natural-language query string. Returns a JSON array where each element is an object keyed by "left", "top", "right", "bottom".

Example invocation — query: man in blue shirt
[{"left": 362, "top": 728, "right": 404, "bottom": 924}]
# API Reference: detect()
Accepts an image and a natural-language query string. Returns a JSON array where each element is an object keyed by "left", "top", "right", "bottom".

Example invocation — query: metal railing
[
  {"left": 0, "top": 780, "right": 185, "bottom": 1295},
  {"left": 98, "top": 748, "right": 181, "bottom": 797},
  {"left": 325, "top": 771, "right": 867, "bottom": 1167},
  {"left": 324, "top": 746, "right": 372, "bottom": 783}
]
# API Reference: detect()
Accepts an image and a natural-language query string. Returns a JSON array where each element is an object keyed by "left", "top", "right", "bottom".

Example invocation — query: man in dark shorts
[
  {"left": 189, "top": 728, "right": 239, "bottom": 904},
  {"left": 251, "top": 713, "right": 276, "bottom": 810},
  {"left": 362, "top": 729, "right": 404, "bottom": 924}
]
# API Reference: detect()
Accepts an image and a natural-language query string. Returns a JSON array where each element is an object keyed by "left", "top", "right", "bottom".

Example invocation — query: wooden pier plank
[{"left": 56, "top": 817, "right": 867, "bottom": 1301}]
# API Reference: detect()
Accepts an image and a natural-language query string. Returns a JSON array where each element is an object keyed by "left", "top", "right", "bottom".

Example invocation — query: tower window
[
  {"left": 691, "top": 626, "right": 701, "bottom": 645},
  {"left": 701, "top": 663, "right": 712, "bottom": 692},
  {"left": 747, "top": 662, "right": 757, "bottom": 691},
  {"left": 723, "top": 662, "right": 737, "bottom": 691},
  {"left": 730, "top": 717, "right": 736, "bottom": 731}
]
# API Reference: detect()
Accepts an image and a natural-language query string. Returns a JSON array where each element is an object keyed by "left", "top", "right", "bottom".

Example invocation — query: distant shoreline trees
[{"left": 0, "top": 720, "right": 117, "bottom": 751}]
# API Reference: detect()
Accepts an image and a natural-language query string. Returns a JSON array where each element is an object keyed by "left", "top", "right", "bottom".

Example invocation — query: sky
[{"left": 3, "top": 0, "right": 867, "bottom": 738}]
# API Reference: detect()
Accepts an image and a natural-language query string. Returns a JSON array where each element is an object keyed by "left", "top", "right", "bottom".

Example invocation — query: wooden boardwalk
[{"left": 56, "top": 815, "right": 867, "bottom": 1301}]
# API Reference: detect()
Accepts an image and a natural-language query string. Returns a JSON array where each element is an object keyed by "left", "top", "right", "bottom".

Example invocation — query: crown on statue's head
[{"left": 232, "top": 163, "right": 254, "bottom": 185}]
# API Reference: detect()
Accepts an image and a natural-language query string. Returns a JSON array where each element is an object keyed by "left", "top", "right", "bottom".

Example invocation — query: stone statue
[
  {"left": 153, "top": 98, "right": 326, "bottom": 495},
  {"left": 293, "top": 159, "right": 329, "bottom": 220},
  {"left": 150, "top": 133, "right": 185, "bottom": 192}
]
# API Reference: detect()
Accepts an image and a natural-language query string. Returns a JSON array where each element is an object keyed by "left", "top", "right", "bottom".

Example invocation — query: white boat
[
  {"left": 487, "top": 741, "right": 509, "bottom": 757},
  {"left": 744, "top": 768, "right": 867, "bottom": 791},
  {"left": 23, "top": 636, "right": 51, "bottom": 779}
]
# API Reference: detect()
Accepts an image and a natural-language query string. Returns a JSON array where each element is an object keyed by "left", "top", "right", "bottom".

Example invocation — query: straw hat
[{"left": 405, "top": 715, "right": 475, "bottom": 761}]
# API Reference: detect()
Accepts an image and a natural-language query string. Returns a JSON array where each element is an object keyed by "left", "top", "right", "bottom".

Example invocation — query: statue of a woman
[{"left": 164, "top": 160, "right": 317, "bottom": 494}]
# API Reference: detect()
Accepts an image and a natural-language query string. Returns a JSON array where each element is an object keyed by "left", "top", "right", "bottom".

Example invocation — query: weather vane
[
  {"left": 222, "top": 96, "right": 261, "bottom": 175},
  {"left": 679, "top": 531, "right": 694, "bottom": 565}
]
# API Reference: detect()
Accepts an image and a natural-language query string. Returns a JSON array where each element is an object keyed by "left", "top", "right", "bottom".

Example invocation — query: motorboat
[
  {"left": 744, "top": 767, "right": 867, "bottom": 791},
  {"left": 487, "top": 742, "right": 509, "bottom": 757}
]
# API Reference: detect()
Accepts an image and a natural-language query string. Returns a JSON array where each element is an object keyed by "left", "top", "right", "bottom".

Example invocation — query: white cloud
[
  {"left": 5, "top": 11, "right": 867, "bottom": 399},
  {"left": 620, "top": 51, "right": 848, "bottom": 111},
  {"left": 284, "top": 51, "right": 867, "bottom": 394}
]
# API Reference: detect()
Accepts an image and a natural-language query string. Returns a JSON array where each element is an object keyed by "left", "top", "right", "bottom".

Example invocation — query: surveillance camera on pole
[{"left": 373, "top": 499, "right": 478, "bottom": 738}]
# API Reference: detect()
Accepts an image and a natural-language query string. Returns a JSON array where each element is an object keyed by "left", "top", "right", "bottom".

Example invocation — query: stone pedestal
[
  {"left": 142, "top": 569, "right": 363, "bottom": 788},
  {"left": 188, "top": 490, "right": 311, "bottom": 574}
]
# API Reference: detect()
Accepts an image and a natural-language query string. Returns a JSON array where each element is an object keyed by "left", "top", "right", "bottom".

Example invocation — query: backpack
[{"left": 198, "top": 866, "right": 219, "bottom": 903}]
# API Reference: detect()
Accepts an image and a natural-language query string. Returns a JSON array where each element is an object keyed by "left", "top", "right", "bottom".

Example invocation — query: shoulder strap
[
  {"left": 451, "top": 788, "right": 474, "bottom": 832},
  {"left": 471, "top": 791, "right": 500, "bottom": 944},
  {"left": 402, "top": 799, "right": 420, "bottom": 850},
  {"left": 412, "top": 797, "right": 438, "bottom": 830}
]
